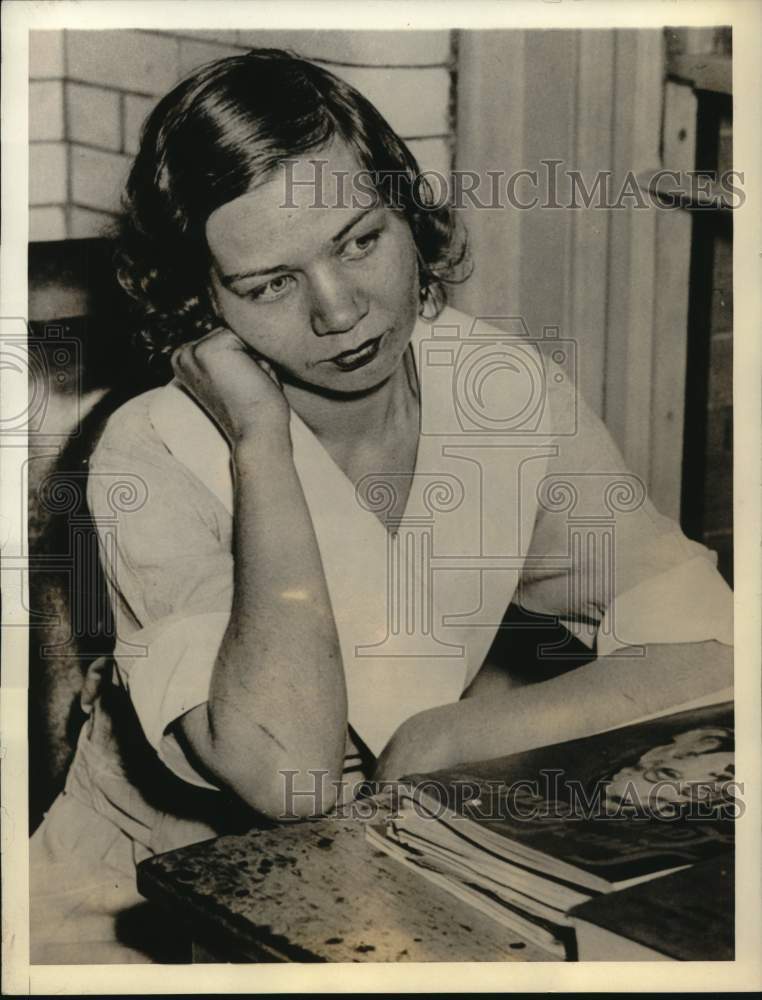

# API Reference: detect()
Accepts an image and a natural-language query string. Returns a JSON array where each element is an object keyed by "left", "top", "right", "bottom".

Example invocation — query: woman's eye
[
  {"left": 642, "top": 766, "right": 680, "bottom": 784},
  {"left": 656, "top": 767, "right": 682, "bottom": 781},
  {"left": 247, "top": 274, "right": 295, "bottom": 302},
  {"left": 342, "top": 230, "right": 381, "bottom": 260}
]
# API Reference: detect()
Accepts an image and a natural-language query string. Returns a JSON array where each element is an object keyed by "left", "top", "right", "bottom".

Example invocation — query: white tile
[
  {"left": 330, "top": 65, "right": 451, "bottom": 138},
  {"left": 70, "top": 146, "right": 131, "bottom": 213},
  {"left": 30, "top": 81, "right": 64, "bottom": 142},
  {"left": 406, "top": 138, "right": 451, "bottom": 180},
  {"left": 69, "top": 206, "right": 117, "bottom": 239},
  {"left": 123, "top": 94, "right": 155, "bottom": 155},
  {"left": 67, "top": 84, "right": 121, "bottom": 150},
  {"left": 29, "top": 206, "right": 67, "bottom": 241},
  {"left": 235, "top": 30, "right": 451, "bottom": 65},
  {"left": 29, "top": 143, "right": 67, "bottom": 205},
  {"left": 30, "top": 31, "right": 64, "bottom": 78},
  {"left": 177, "top": 31, "right": 240, "bottom": 44},
  {"left": 179, "top": 39, "right": 243, "bottom": 77},
  {"left": 66, "top": 30, "right": 179, "bottom": 95}
]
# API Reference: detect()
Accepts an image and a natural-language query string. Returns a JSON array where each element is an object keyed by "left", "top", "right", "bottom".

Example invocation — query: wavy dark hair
[{"left": 115, "top": 47, "right": 469, "bottom": 370}]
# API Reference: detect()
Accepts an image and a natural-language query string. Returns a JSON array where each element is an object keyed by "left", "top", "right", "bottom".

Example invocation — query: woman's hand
[
  {"left": 172, "top": 326, "right": 290, "bottom": 444},
  {"left": 375, "top": 642, "right": 733, "bottom": 795}
]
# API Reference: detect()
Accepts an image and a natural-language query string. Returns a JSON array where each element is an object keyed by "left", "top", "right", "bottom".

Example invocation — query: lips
[{"left": 329, "top": 335, "right": 383, "bottom": 371}]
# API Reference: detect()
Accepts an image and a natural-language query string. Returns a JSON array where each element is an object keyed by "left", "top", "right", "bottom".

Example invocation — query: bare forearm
[
  {"left": 191, "top": 430, "right": 346, "bottom": 814},
  {"left": 375, "top": 640, "right": 733, "bottom": 780}
]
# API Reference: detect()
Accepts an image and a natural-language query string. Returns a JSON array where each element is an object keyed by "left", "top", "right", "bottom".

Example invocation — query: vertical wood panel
[
  {"left": 568, "top": 31, "right": 616, "bottom": 417},
  {"left": 649, "top": 81, "right": 697, "bottom": 518},
  {"left": 452, "top": 31, "right": 526, "bottom": 324},
  {"left": 455, "top": 29, "right": 679, "bottom": 497},
  {"left": 603, "top": 29, "right": 663, "bottom": 485},
  {"left": 517, "top": 31, "right": 578, "bottom": 339}
]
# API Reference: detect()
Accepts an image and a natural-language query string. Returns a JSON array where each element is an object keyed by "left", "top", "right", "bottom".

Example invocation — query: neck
[{"left": 282, "top": 349, "right": 419, "bottom": 452}]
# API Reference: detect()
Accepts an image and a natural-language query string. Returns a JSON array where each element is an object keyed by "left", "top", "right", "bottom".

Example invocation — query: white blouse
[{"left": 87, "top": 306, "right": 733, "bottom": 791}]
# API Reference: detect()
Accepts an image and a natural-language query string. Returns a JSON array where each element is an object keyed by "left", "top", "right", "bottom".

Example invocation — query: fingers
[
  {"left": 255, "top": 357, "right": 283, "bottom": 389},
  {"left": 172, "top": 326, "right": 236, "bottom": 366},
  {"left": 168, "top": 326, "right": 289, "bottom": 441},
  {"left": 172, "top": 327, "right": 284, "bottom": 394},
  {"left": 171, "top": 327, "right": 242, "bottom": 385},
  {"left": 169, "top": 325, "right": 286, "bottom": 417}
]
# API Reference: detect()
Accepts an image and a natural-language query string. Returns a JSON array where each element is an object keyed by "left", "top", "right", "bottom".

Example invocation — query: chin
[
  {"left": 325, "top": 340, "right": 408, "bottom": 394},
  {"left": 323, "top": 366, "right": 397, "bottom": 398},
  {"left": 280, "top": 362, "right": 390, "bottom": 400}
]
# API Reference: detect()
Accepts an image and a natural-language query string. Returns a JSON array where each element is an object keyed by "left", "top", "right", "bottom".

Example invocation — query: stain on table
[{"left": 138, "top": 805, "right": 555, "bottom": 963}]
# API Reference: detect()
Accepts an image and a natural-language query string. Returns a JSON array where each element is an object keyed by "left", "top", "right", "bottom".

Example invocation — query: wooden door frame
[{"left": 452, "top": 28, "right": 692, "bottom": 520}]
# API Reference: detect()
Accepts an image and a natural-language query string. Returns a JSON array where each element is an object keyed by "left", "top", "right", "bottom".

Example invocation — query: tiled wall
[{"left": 29, "top": 29, "right": 455, "bottom": 241}]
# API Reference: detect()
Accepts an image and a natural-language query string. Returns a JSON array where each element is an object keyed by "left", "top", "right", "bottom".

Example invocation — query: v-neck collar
[
  {"left": 148, "top": 307, "right": 554, "bottom": 756},
  {"left": 287, "top": 338, "right": 423, "bottom": 538}
]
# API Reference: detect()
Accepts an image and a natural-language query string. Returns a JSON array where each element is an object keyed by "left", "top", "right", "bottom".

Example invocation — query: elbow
[
  {"left": 248, "top": 771, "right": 342, "bottom": 822},
  {"left": 193, "top": 744, "right": 343, "bottom": 821},
  {"left": 221, "top": 758, "right": 343, "bottom": 821},
  {"left": 180, "top": 703, "right": 345, "bottom": 820},
  {"left": 200, "top": 733, "right": 343, "bottom": 822}
]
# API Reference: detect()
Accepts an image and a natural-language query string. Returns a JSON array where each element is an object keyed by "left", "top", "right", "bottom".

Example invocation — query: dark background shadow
[{"left": 28, "top": 237, "right": 163, "bottom": 830}]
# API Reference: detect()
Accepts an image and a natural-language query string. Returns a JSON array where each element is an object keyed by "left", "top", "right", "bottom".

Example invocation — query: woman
[
  {"left": 604, "top": 726, "right": 735, "bottom": 814},
  {"left": 30, "top": 48, "right": 733, "bottom": 964}
]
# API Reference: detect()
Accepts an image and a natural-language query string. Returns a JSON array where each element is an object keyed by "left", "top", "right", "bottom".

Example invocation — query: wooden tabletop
[{"left": 137, "top": 804, "right": 554, "bottom": 963}]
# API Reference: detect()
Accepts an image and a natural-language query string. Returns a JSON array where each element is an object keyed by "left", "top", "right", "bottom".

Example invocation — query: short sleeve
[
  {"left": 519, "top": 361, "right": 733, "bottom": 654},
  {"left": 87, "top": 392, "right": 234, "bottom": 788},
  {"left": 113, "top": 613, "right": 230, "bottom": 789}
]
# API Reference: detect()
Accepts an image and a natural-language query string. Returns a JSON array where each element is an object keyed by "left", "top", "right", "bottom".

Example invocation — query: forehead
[{"left": 205, "top": 138, "right": 373, "bottom": 271}]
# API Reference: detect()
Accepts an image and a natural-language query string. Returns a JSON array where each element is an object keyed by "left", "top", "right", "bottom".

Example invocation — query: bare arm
[
  {"left": 374, "top": 351, "right": 735, "bottom": 781},
  {"left": 373, "top": 640, "right": 732, "bottom": 780},
  {"left": 172, "top": 330, "right": 346, "bottom": 818}
]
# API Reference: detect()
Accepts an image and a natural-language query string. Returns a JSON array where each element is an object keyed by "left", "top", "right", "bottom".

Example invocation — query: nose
[{"left": 309, "top": 263, "right": 369, "bottom": 337}]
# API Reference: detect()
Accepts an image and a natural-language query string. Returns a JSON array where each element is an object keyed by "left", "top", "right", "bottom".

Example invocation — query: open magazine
[{"left": 368, "top": 690, "right": 735, "bottom": 959}]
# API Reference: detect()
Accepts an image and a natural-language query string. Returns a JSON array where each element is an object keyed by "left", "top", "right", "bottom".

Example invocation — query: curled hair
[{"left": 115, "top": 48, "right": 469, "bottom": 370}]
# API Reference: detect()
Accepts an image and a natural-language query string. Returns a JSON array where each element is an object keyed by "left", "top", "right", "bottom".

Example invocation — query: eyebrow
[{"left": 221, "top": 206, "right": 380, "bottom": 287}]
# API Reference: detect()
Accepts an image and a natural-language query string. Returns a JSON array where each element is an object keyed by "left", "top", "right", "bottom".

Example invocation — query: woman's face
[
  {"left": 604, "top": 729, "right": 734, "bottom": 809},
  {"left": 205, "top": 138, "right": 420, "bottom": 394}
]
